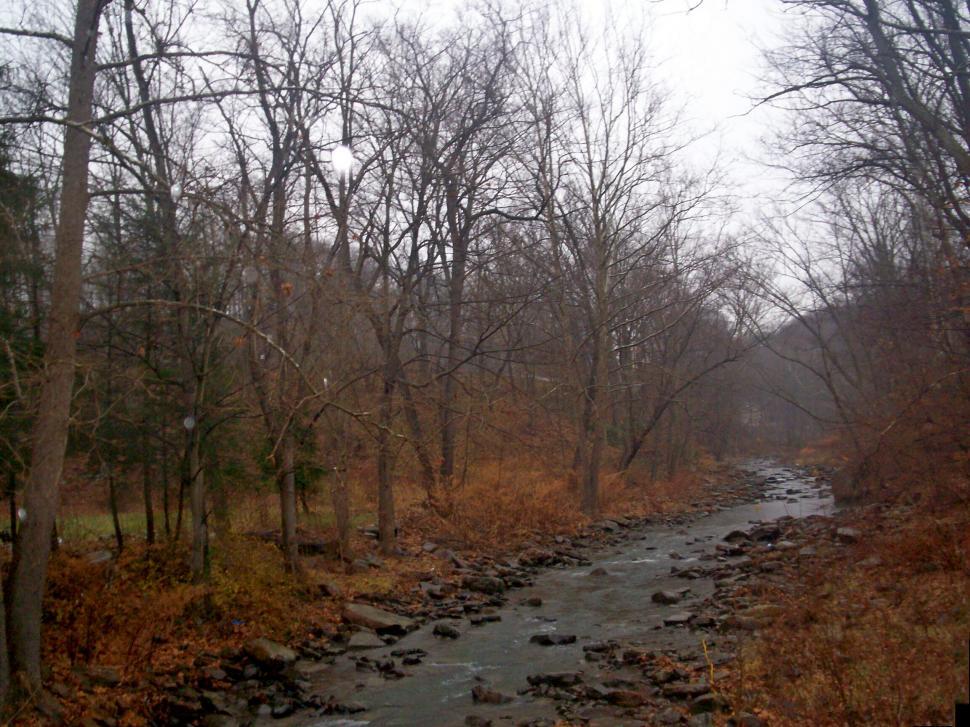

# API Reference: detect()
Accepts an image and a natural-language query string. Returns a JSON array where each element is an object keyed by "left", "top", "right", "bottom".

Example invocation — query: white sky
[
  {"left": 646, "top": 0, "right": 793, "bottom": 213},
  {"left": 409, "top": 0, "right": 794, "bottom": 220}
]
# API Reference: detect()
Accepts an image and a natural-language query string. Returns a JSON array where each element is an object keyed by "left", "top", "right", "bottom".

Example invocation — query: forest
[{"left": 0, "top": 0, "right": 967, "bottom": 725}]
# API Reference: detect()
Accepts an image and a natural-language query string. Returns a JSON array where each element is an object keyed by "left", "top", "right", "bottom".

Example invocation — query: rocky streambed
[{"left": 164, "top": 461, "right": 839, "bottom": 727}]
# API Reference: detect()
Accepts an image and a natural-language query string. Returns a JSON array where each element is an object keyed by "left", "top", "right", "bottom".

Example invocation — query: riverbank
[
  {"left": 29, "top": 461, "right": 754, "bottom": 725},
  {"left": 719, "top": 496, "right": 970, "bottom": 726},
  {"left": 231, "top": 462, "right": 832, "bottom": 727}
]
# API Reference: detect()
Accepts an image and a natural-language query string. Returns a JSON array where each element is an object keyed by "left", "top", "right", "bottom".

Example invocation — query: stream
[{"left": 278, "top": 460, "right": 833, "bottom": 726}]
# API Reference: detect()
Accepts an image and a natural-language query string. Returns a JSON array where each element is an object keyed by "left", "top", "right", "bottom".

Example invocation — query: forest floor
[{"left": 17, "top": 456, "right": 970, "bottom": 726}]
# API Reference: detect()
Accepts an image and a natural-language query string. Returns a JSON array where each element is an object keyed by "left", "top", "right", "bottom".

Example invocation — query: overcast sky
[
  {"left": 611, "top": 0, "right": 792, "bottom": 218},
  {"left": 409, "top": 0, "right": 793, "bottom": 220},
  {"left": 0, "top": 0, "right": 796, "bottom": 223},
  {"left": 648, "top": 0, "right": 793, "bottom": 215}
]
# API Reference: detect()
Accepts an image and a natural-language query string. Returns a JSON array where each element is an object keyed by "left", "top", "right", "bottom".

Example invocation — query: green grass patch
[{"left": 57, "top": 505, "right": 375, "bottom": 543}]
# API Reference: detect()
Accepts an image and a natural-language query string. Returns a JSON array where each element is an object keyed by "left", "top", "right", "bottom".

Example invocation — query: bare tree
[{"left": 1, "top": 0, "right": 108, "bottom": 701}]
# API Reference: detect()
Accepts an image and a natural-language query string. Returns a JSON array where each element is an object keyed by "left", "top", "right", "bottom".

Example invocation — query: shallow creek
[{"left": 278, "top": 461, "right": 833, "bottom": 726}]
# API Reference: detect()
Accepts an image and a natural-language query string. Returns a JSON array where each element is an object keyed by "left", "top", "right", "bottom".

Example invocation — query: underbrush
[
  {"left": 731, "top": 505, "right": 970, "bottom": 726},
  {"left": 38, "top": 538, "right": 330, "bottom": 725},
  {"left": 403, "top": 459, "right": 717, "bottom": 551},
  {"left": 831, "top": 386, "right": 970, "bottom": 506}
]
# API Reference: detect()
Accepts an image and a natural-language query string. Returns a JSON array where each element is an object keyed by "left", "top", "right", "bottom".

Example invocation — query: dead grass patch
[{"left": 730, "top": 506, "right": 970, "bottom": 726}]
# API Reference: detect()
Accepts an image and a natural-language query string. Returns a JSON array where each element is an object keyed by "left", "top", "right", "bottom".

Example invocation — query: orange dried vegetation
[{"left": 730, "top": 503, "right": 970, "bottom": 726}]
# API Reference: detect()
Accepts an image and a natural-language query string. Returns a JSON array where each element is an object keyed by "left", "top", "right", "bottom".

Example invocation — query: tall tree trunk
[
  {"left": 399, "top": 379, "right": 438, "bottom": 502},
  {"left": 582, "top": 333, "right": 608, "bottom": 516},
  {"left": 439, "top": 178, "right": 468, "bottom": 489},
  {"left": 142, "top": 455, "right": 155, "bottom": 545},
  {"left": 376, "top": 366, "right": 397, "bottom": 555},
  {"left": 7, "top": 471, "right": 17, "bottom": 554},
  {"left": 278, "top": 436, "right": 301, "bottom": 574},
  {"left": 174, "top": 460, "right": 185, "bottom": 542},
  {"left": 332, "top": 469, "right": 351, "bottom": 568},
  {"left": 188, "top": 419, "right": 206, "bottom": 581},
  {"left": 108, "top": 473, "right": 124, "bottom": 553},
  {"left": 5, "top": 0, "right": 104, "bottom": 696},
  {"left": 582, "top": 241, "right": 610, "bottom": 516},
  {"left": 0, "top": 575, "right": 7, "bottom": 702},
  {"left": 161, "top": 431, "right": 171, "bottom": 540}
]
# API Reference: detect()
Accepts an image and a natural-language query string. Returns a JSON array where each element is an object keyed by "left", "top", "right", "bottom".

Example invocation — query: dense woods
[{"left": 0, "top": 0, "right": 966, "bottom": 722}]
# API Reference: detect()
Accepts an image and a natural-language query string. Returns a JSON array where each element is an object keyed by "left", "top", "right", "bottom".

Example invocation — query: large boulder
[{"left": 342, "top": 603, "right": 416, "bottom": 635}]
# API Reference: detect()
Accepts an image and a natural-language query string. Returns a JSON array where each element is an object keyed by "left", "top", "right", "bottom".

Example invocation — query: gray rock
[
  {"left": 595, "top": 519, "right": 622, "bottom": 532},
  {"left": 527, "top": 672, "right": 583, "bottom": 688},
  {"left": 663, "top": 682, "right": 710, "bottom": 698},
  {"left": 346, "top": 631, "right": 385, "bottom": 650},
  {"left": 271, "top": 699, "right": 295, "bottom": 718},
  {"left": 529, "top": 633, "right": 576, "bottom": 646},
  {"left": 605, "top": 689, "right": 648, "bottom": 707},
  {"left": 688, "top": 715, "right": 714, "bottom": 727},
  {"left": 433, "top": 623, "right": 460, "bottom": 639},
  {"left": 202, "top": 716, "right": 239, "bottom": 727},
  {"left": 836, "top": 527, "right": 861, "bottom": 543},
  {"left": 204, "top": 667, "right": 227, "bottom": 682},
  {"left": 420, "top": 582, "right": 446, "bottom": 599},
  {"left": 655, "top": 707, "right": 684, "bottom": 724},
  {"left": 315, "top": 578, "right": 344, "bottom": 599},
  {"left": 462, "top": 576, "right": 505, "bottom": 594},
  {"left": 244, "top": 638, "right": 297, "bottom": 667},
  {"left": 652, "top": 590, "right": 682, "bottom": 605},
  {"left": 343, "top": 603, "right": 416, "bottom": 635},
  {"left": 471, "top": 685, "right": 512, "bottom": 704},
  {"left": 751, "top": 524, "right": 782, "bottom": 542},
  {"left": 691, "top": 692, "right": 727, "bottom": 713},
  {"left": 731, "top": 713, "right": 767, "bottom": 727},
  {"left": 663, "top": 613, "right": 692, "bottom": 626}
]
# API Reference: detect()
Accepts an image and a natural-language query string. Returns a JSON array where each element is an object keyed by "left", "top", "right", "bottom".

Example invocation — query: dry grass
[
  {"left": 400, "top": 454, "right": 720, "bottom": 552},
  {"left": 410, "top": 465, "right": 586, "bottom": 549},
  {"left": 730, "top": 505, "right": 970, "bottom": 726}
]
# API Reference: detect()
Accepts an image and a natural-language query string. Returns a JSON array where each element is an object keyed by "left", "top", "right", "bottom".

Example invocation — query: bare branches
[{"left": 0, "top": 27, "right": 72, "bottom": 47}]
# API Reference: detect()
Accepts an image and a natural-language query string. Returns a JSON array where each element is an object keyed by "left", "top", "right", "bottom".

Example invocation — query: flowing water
[{"left": 281, "top": 461, "right": 833, "bottom": 727}]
